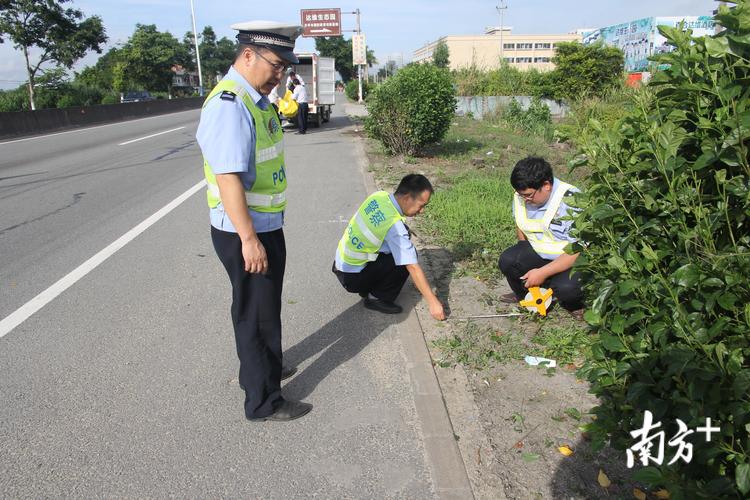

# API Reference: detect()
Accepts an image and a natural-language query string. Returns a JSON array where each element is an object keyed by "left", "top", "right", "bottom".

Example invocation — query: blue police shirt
[
  {"left": 513, "top": 177, "right": 579, "bottom": 260},
  {"left": 335, "top": 193, "right": 419, "bottom": 273},
  {"left": 196, "top": 66, "right": 284, "bottom": 233}
]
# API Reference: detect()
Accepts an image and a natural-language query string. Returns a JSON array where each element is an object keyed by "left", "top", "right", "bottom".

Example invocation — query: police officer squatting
[
  {"left": 498, "top": 156, "right": 586, "bottom": 318},
  {"left": 333, "top": 174, "right": 447, "bottom": 322},
  {"left": 196, "top": 21, "right": 311, "bottom": 422}
]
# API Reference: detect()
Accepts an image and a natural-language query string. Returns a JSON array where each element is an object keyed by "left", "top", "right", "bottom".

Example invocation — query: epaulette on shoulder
[{"left": 220, "top": 90, "right": 236, "bottom": 101}]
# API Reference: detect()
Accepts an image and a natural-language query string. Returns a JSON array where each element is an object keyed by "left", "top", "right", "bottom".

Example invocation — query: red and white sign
[{"left": 301, "top": 8, "right": 342, "bottom": 37}]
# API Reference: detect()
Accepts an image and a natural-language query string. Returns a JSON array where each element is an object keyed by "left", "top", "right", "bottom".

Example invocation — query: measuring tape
[{"left": 519, "top": 287, "right": 554, "bottom": 316}]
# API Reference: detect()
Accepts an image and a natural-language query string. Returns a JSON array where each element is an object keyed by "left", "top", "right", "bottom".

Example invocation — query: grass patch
[
  {"left": 421, "top": 173, "right": 517, "bottom": 279},
  {"left": 532, "top": 323, "right": 596, "bottom": 366},
  {"left": 433, "top": 321, "right": 539, "bottom": 370}
]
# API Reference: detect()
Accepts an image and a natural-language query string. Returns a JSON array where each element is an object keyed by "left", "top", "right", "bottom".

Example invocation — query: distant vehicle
[
  {"left": 121, "top": 91, "right": 154, "bottom": 103},
  {"left": 287, "top": 54, "right": 335, "bottom": 127}
]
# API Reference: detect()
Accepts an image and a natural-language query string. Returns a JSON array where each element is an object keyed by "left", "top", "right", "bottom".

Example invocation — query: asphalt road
[{"left": 0, "top": 98, "right": 438, "bottom": 497}]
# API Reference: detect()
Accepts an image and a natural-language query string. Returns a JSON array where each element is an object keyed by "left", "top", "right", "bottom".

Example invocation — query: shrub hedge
[{"left": 573, "top": 3, "right": 750, "bottom": 497}]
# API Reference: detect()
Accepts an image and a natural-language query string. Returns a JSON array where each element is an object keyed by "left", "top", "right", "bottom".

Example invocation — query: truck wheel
[
  {"left": 314, "top": 112, "right": 322, "bottom": 127},
  {"left": 322, "top": 108, "right": 330, "bottom": 123}
]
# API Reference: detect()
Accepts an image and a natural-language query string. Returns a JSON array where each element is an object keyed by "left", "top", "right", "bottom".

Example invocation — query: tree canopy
[
  {"left": 433, "top": 40, "right": 450, "bottom": 68},
  {"left": 115, "top": 24, "right": 190, "bottom": 93},
  {"left": 549, "top": 41, "right": 624, "bottom": 100},
  {"left": 315, "top": 36, "right": 376, "bottom": 82},
  {"left": 0, "top": 0, "right": 107, "bottom": 109}
]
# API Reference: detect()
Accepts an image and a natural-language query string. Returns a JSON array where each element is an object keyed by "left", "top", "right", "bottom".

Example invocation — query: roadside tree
[
  {"left": 549, "top": 41, "right": 623, "bottom": 101},
  {"left": 433, "top": 40, "right": 449, "bottom": 68},
  {"left": 117, "top": 24, "right": 191, "bottom": 94},
  {"left": 0, "top": 0, "right": 107, "bottom": 110},
  {"left": 314, "top": 36, "right": 376, "bottom": 82}
]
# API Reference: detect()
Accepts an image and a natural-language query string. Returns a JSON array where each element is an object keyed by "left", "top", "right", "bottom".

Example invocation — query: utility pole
[
  {"left": 190, "top": 0, "right": 204, "bottom": 96},
  {"left": 356, "top": 8, "right": 362, "bottom": 103},
  {"left": 496, "top": 0, "right": 507, "bottom": 67}
]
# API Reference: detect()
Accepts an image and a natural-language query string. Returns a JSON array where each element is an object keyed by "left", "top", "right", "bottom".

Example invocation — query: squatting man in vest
[
  {"left": 498, "top": 157, "right": 585, "bottom": 316},
  {"left": 196, "top": 21, "right": 312, "bottom": 422},
  {"left": 333, "top": 174, "right": 447, "bottom": 321}
]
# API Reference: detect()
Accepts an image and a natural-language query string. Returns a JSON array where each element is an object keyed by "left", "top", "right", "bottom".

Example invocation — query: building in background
[
  {"left": 582, "top": 16, "right": 714, "bottom": 72},
  {"left": 413, "top": 27, "right": 581, "bottom": 72}
]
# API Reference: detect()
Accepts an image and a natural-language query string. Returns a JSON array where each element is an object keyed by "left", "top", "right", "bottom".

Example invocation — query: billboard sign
[
  {"left": 301, "top": 8, "right": 342, "bottom": 37},
  {"left": 352, "top": 33, "right": 367, "bottom": 65}
]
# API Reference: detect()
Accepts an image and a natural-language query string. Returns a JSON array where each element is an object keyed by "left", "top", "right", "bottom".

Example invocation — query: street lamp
[
  {"left": 190, "top": 0, "right": 204, "bottom": 96},
  {"left": 496, "top": 0, "right": 507, "bottom": 67}
]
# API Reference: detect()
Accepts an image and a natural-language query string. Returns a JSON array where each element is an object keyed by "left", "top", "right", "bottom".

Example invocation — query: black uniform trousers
[
  {"left": 296, "top": 102, "right": 309, "bottom": 133},
  {"left": 498, "top": 240, "right": 584, "bottom": 311},
  {"left": 211, "top": 226, "right": 286, "bottom": 419},
  {"left": 332, "top": 253, "right": 409, "bottom": 303}
]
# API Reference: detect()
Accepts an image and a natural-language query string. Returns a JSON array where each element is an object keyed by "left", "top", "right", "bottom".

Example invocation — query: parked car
[{"left": 121, "top": 91, "right": 154, "bottom": 103}]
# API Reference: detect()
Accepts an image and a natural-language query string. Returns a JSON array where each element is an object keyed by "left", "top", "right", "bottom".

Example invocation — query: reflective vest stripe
[
  {"left": 256, "top": 142, "right": 284, "bottom": 163},
  {"left": 207, "top": 183, "right": 286, "bottom": 207},
  {"left": 355, "top": 212, "right": 380, "bottom": 246},
  {"left": 339, "top": 237, "right": 378, "bottom": 261}
]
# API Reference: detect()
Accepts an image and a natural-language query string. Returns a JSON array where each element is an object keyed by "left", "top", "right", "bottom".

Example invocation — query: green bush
[
  {"left": 100, "top": 94, "right": 118, "bottom": 105},
  {"left": 554, "top": 86, "right": 635, "bottom": 144},
  {"left": 503, "top": 97, "right": 552, "bottom": 139},
  {"left": 365, "top": 63, "right": 456, "bottom": 155},
  {"left": 0, "top": 88, "right": 28, "bottom": 112},
  {"left": 452, "top": 63, "right": 553, "bottom": 98},
  {"left": 345, "top": 79, "right": 371, "bottom": 101},
  {"left": 573, "top": 3, "right": 750, "bottom": 497}
]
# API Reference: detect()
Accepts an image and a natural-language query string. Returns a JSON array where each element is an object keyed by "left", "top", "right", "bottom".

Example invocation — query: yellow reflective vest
[
  {"left": 202, "top": 80, "right": 287, "bottom": 213},
  {"left": 337, "top": 191, "right": 405, "bottom": 267},
  {"left": 514, "top": 180, "right": 575, "bottom": 258}
]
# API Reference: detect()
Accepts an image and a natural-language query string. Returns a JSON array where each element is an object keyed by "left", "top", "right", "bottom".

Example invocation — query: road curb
[{"left": 352, "top": 122, "right": 475, "bottom": 499}]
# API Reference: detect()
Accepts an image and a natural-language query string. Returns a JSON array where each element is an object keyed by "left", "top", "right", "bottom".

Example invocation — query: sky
[{"left": 0, "top": 0, "right": 717, "bottom": 90}]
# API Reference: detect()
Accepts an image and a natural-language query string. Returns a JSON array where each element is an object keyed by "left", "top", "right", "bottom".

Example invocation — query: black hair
[
  {"left": 510, "top": 156, "right": 554, "bottom": 190},
  {"left": 292, "top": 77, "right": 300, "bottom": 85},
  {"left": 395, "top": 174, "right": 434, "bottom": 197}
]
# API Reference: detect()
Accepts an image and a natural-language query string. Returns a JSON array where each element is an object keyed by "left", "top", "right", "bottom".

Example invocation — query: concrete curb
[{"left": 352, "top": 121, "right": 475, "bottom": 500}]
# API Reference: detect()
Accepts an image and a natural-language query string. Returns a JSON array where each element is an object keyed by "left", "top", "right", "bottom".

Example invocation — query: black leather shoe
[
  {"left": 363, "top": 297, "right": 403, "bottom": 314},
  {"left": 247, "top": 399, "right": 312, "bottom": 422}
]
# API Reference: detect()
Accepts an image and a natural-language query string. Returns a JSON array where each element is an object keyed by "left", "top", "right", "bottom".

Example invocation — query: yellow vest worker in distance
[
  {"left": 498, "top": 157, "right": 585, "bottom": 315},
  {"left": 333, "top": 174, "right": 447, "bottom": 321},
  {"left": 196, "top": 21, "right": 311, "bottom": 423}
]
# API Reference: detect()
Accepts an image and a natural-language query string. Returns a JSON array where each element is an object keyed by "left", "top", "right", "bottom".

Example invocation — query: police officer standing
[{"left": 196, "top": 21, "right": 312, "bottom": 422}]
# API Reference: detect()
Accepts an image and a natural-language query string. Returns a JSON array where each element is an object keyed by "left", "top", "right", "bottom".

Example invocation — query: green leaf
[
  {"left": 564, "top": 407, "right": 582, "bottom": 421},
  {"left": 705, "top": 36, "right": 730, "bottom": 58},
  {"left": 737, "top": 463, "right": 750, "bottom": 495},
  {"left": 521, "top": 452, "right": 540, "bottom": 462},
  {"left": 633, "top": 466, "right": 663, "bottom": 484}
]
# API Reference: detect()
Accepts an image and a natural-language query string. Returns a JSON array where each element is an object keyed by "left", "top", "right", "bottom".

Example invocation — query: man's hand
[
  {"left": 429, "top": 299, "right": 446, "bottom": 321},
  {"left": 242, "top": 236, "right": 268, "bottom": 274},
  {"left": 521, "top": 268, "right": 547, "bottom": 288}
]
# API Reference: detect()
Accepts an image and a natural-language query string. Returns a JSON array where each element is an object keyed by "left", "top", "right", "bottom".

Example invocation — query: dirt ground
[{"left": 415, "top": 245, "right": 634, "bottom": 499}]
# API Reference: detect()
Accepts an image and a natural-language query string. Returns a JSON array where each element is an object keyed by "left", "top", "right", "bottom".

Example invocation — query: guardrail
[{"left": 0, "top": 97, "right": 204, "bottom": 140}]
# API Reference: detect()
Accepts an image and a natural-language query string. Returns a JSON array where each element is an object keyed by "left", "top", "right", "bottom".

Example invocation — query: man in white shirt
[{"left": 291, "top": 77, "right": 308, "bottom": 134}]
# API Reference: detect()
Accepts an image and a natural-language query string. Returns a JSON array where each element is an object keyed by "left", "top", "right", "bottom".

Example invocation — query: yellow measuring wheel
[{"left": 520, "top": 287, "right": 554, "bottom": 316}]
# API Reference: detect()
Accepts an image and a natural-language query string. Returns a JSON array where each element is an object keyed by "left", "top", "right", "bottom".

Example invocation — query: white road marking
[
  {"left": 118, "top": 126, "right": 185, "bottom": 146},
  {"left": 0, "top": 111, "right": 196, "bottom": 146},
  {"left": 0, "top": 179, "right": 206, "bottom": 339}
]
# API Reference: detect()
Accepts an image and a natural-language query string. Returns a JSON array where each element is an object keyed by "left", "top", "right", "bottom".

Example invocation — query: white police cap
[{"left": 231, "top": 21, "right": 302, "bottom": 64}]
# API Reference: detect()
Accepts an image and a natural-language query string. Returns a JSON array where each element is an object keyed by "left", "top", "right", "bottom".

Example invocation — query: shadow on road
[{"left": 282, "top": 287, "right": 420, "bottom": 400}]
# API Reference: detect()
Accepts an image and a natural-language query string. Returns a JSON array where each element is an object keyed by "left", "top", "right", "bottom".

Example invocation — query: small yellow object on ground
[
  {"left": 597, "top": 469, "right": 611, "bottom": 488},
  {"left": 520, "top": 287, "right": 553, "bottom": 316},
  {"left": 557, "top": 445, "right": 574, "bottom": 456}
]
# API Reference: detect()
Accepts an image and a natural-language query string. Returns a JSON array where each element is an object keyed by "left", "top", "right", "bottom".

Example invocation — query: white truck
[{"left": 289, "top": 53, "right": 335, "bottom": 127}]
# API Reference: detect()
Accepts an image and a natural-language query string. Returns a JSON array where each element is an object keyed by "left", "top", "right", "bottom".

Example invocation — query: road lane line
[
  {"left": 118, "top": 126, "right": 185, "bottom": 146},
  {"left": 0, "top": 111, "right": 197, "bottom": 146},
  {"left": 0, "top": 179, "right": 206, "bottom": 339}
]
